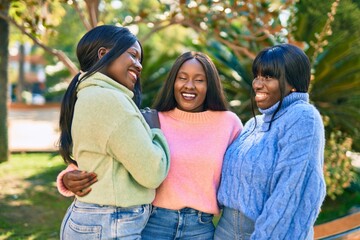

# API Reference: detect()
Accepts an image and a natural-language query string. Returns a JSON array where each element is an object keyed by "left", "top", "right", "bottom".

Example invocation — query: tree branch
[
  {"left": 0, "top": 11, "right": 79, "bottom": 76},
  {"left": 137, "top": 20, "right": 177, "bottom": 43},
  {"left": 85, "top": 0, "right": 99, "bottom": 28},
  {"left": 180, "top": 18, "right": 257, "bottom": 59},
  {"left": 72, "top": 0, "right": 92, "bottom": 31}
]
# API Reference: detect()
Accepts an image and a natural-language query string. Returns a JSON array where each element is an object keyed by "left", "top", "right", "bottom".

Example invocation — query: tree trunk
[
  {"left": 16, "top": 43, "right": 25, "bottom": 102},
  {"left": 0, "top": 0, "right": 10, "bottom": 162}
]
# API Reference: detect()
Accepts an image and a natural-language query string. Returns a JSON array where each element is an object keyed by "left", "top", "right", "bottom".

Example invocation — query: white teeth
[
  {"left": 255, "top": 93, "right": 267, "bottom": 101},
  {"left": 129, "top": 71, "right": 137, "bottom": 79},
  {"left": 182, "top": 93, "right": 196, "bottom": 98}
]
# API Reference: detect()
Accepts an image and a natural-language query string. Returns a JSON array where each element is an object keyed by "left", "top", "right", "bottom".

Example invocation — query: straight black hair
[
  {"left": 251, "top": 43, "right": 311, "bottom": 128},
  {"left": 153, "top": 51, "right": 228, "bottom": 111},
  {"left": 59, "top": 25, "right": 143, "bottom": 165}
]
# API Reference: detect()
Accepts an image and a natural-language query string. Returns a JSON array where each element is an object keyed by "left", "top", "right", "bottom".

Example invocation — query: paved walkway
[{"left": 9, "top": 104, "right": 60, "bottom": 152}]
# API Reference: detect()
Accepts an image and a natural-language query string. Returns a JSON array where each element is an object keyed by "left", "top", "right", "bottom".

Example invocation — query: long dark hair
[
  {"left": 251, "top": 43, "right": 311, "bottom": 127},
  {"left": 153, "top": 51, "right": 228, "bottom": 111},
  {"left": 59, "top": 25, "right": 143, "bottom": 165}
]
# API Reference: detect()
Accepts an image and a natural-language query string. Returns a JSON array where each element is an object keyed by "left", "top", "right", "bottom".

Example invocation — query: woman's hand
[{"left": 63, "top": 170, "right": 98, "bottom": 197}]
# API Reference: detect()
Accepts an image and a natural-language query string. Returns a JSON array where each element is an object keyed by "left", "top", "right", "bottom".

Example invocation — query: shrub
[{"left": 324, "top": 130, "right": 356, "bottom": 199}]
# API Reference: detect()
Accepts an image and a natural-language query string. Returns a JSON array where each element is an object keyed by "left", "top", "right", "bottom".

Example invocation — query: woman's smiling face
[
  {"left": 105, "top": 41, "right": 142, "bottom": 91},
  {"left": 252, "top": 75, "right": 292, "bottom": 109},
  {"left": 174, "top": 58, "right": 208, "bottom": 112}
]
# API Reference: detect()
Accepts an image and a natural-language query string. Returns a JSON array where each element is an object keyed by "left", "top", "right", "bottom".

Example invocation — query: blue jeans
[
  {"left": 214, "top": 207, "right": 254, "bottom": 240},
  {"left": 60, "top": 200, "right": 151, "bottom": 240},
  {"left": 141, "top": 206, "right": 215, "bottom": 239}
]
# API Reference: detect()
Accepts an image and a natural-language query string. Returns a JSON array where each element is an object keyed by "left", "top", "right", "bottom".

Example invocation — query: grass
[
  {"left": 0, "top": 153, "right": 359, "bottom": 239},
  {"left": 0, "top": 153, "right": 72, "bottom": 240}
]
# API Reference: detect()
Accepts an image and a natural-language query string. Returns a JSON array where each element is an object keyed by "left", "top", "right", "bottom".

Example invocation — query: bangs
[{"left": 252, "top": 47, "right": 283, "bottom": 79}]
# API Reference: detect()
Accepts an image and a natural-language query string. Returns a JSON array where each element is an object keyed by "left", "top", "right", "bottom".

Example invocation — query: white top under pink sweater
[{"left": 153, "top": 108, "right": 242, "bottom": 215}]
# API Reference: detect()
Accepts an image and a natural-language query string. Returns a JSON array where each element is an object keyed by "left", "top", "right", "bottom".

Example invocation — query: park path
[{"left": 8, "top": 104, "right": 60, "bottom": 152}]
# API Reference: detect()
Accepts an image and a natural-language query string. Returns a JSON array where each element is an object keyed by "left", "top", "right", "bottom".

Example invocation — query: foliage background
[{"left": 0, "top": 0, "right": 359, "bottom": 233}]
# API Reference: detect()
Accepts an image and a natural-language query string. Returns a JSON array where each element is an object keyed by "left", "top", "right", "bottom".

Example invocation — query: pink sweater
[
  {"left": 57, "top": 108, "right": 242, "bottom": 214},
  {"left": 154, "top": 108, "right": 242, "bottom": 214}
]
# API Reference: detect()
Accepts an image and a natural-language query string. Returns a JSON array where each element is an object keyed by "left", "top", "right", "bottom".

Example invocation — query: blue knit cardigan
[{"left": 218, "top": 92, "right": 326, "bottom": 240}]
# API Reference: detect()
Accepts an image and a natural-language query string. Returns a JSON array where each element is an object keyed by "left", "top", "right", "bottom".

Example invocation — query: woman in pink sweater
[{"left": 57, "top": 51, "right": 243, "bottom": 239}]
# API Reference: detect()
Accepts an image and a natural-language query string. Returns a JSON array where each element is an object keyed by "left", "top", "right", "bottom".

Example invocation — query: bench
[{"left": 314, "top": 211, "right": 360, "bottom": 239}]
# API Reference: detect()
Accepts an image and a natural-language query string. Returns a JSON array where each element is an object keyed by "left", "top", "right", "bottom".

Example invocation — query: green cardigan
[{"left": 72, "top": 72, "right": 170, "bottom": 207}]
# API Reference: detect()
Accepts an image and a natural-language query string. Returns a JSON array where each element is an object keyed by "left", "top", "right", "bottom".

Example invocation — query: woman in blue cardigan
[{"left": 216, "top": 44, "right": 326, "bottom": 240}]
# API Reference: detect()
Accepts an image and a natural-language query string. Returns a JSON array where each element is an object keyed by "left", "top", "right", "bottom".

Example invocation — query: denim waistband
[
  {"left": 153, "top": 206, "right": 212, "bottom": 215},
  {"left": 74, "top": 199, "right": 150, "bottom": 212},
  {"left": 223, "top": 207, "right": 255, "bottom": 228}
]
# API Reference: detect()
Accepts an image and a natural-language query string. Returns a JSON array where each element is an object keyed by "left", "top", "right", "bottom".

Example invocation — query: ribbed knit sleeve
[
  {"left": 250, "top": 106, "right": 326, "bottom": 239},
  {"left": 56, "top": 164, "right": 78, "bottom": 197}
]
